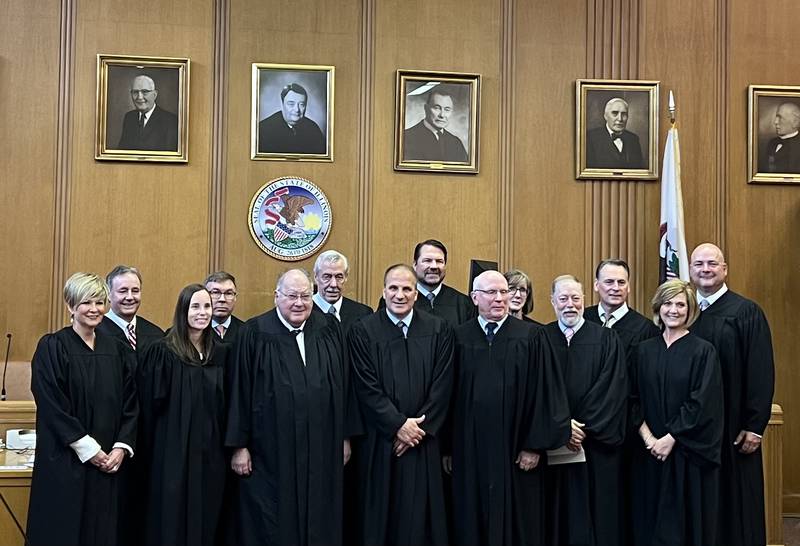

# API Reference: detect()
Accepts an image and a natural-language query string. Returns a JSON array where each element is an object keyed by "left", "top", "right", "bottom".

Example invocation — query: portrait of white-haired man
[
  {"left": 585, "top": 97, "right": 645, "bottom": 169},
  {"left": 760, "top": 101, "right": 800, "bottom": 173}
]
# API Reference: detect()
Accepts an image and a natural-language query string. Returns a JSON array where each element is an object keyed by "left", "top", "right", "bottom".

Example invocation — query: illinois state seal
[{"left": 248, "top": 176, "right": 332, "bottom": 261}]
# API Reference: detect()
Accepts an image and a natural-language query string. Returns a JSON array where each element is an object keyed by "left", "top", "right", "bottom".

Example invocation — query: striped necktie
[
  {"left": 215, "top": 324, "right": 226, "bottom": 339},
  {"left": 126, "top": 323, "right": 137, "bottom": 350},
  {"left": 564, "top": 327, "right": 575, "bottom": 346},
  {"left": 602, "top": 314, "right": 616, "bottom": 328},
  {"left": 396, "top": 320, "right": 407, "bottom": 338},
  {"left": 699, "top": 299, "right": 710, "bottom": 311}
]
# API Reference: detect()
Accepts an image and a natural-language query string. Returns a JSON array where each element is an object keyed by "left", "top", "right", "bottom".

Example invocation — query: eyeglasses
[
  {"left": 509, "top": 287, "right": 528, "bottom": 294},
  {"left": 209, "top": 289, "right": 237, "bottom": 300},
  {"left": 473, "top": 289, "right": 510, "bottom": 297},
  {"left": 130, "top": 89, "right": 155, "bottom": 96},
  {"left": 278, "top": 291, "right": 312, "bottom": 302}
]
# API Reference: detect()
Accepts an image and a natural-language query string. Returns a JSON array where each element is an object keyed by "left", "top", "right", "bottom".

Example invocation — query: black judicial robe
[
  {"left": 136, "top": 339, "right": 228, "bottom": 546},
  {"left": 585, "top": 305, "right": 659, "bottom": 545},
  {"left": 449, "top": 318, "right": 571, "bottom": 546},
  {"left": 27, "top": 328, "right": 138, "bottom": 546},
  {"left": 96, "top": 314, "right": 165, "bottom": 354},
  {"left": 522, "top": 314, "right": 544, "bottom": 326},
  {"left": 348, "top": 309, "right": 454, "bottom": 546},
  {"left": 630, "top": 334, "right": 723, "bottom": 546},
  {"left": 542, "top": 321, "right": 628, "bottom": 546},
  {"left": 689, "top": 290, "right": 775, "bottom": 546},
  {"left": 225, "top": 309, "right": 347, "bottom": 546},
  {"left": 379, "top": 283, "right": 476, "bottom": 327}
]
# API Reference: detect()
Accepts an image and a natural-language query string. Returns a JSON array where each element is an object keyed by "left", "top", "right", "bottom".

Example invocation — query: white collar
[
  {"left": 211, "top": 315, "right": 232, "bottom": 329},
  {"left": 386, "top": 308, "right": 414, "bottom": 328},
  {"left": 598, "top": 302, "right": 629, "bottom": 322},
  {"left": 779, "top": 131, "right": 799, "bottom": 140},
  {"left": 276, "top": 309, "right": 307, "bottom": 332},
  {"left": 106, "top": 308, "right": 136, "bottom": 330},
  {"left": 417, "top": 282, "right": 443, "bottom": 299},
  {"left": 558, "top": 317, "right": 585, "bottom": 334},
  {"left": 697, "top": 283, "right": 728, "bottom": 307},
  {"left": 313, "top": 293, "right": 341, "bottom": 315},
  {"left": 477, "top": 314, "right": 509, "bottom": 333}
]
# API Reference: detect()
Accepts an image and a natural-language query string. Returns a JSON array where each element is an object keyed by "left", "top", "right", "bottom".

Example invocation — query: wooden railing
[{"left": 764, "top": 403, "right": 784, "bottom": 546}]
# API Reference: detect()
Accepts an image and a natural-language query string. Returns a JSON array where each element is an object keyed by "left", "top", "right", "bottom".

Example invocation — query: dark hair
[
  {"left": 426, "top": 88, "right": 454, "bottom": 106},
  {"left": 106, "top": 264, "right": 142, "bottom": 289},
  {"left": 280, "top": 83, "right": 308, "bottom": 102},
  {"left": 413, "top": 239, "right": 448, "bottom": 263},
  {"left": 165, "top": 284, "right": 215, "bottom": 365},
  {"left": 204, "top": 271, "right": 237, "bottom": 286},
  {"left": 594, "top": 258, "right": 630, "bottom": 280}
]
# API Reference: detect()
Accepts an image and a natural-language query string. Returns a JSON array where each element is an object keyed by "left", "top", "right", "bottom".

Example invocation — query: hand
[
  {"left": 639, "top": 422, "right": 656, "bottom": 450},
  {"left": 442, "top": 456, "right": 452, "bottom": 474},
  {"left": 396, "top": 415, "right": 426, "bottom": 446},
  {"left": 734, "top": 430, "right": 762, "bottom": 454},
  {"left": 567, "top": 419, "right": 586, "bottom": 452},
  {"left": 231, "top": 447, "right": 252, "bottom": 476},
  {"left": 100, "top": 448, "right": 125, "bottom": 473},
  {"left": 343, "top": 439, "right": 352, "bottom": 466},
  {"left": 89, "top": 450, "right": 109, "bottom": 468},
  {"left": 516, "top": 450, "right": 540, "bottom": 472},
  {"left": 393, "top": 437, "right": 412, "bottom": 457},
  {"left": 650, "top": 433, "right": 675, "bottom": 462}
]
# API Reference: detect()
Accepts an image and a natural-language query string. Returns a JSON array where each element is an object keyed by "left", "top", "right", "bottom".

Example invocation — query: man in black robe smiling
[
  {"left": 543, "top": 275, "right": 627, "bottom": 546},
  {"left": 447, "top": 270, "right": 570, "bottom": 546},
  {"left": 225, "top": 269, "right": 350, "bottom": 546},
  {"left": 689, "top": 243, "right": 775, "bottom": 546},
  {"left": 349, "top": 263, "right": 454, "bottom": 546}
]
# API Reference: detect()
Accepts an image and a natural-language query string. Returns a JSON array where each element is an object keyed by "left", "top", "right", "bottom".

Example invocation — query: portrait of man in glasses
[{"left": 117, "top": 73, "right": 178, "bottom": 151}]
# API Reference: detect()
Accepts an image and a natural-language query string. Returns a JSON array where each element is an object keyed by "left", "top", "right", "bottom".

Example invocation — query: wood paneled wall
[{"left": 2, "top": 0, "right": 799, "bottom": 513}]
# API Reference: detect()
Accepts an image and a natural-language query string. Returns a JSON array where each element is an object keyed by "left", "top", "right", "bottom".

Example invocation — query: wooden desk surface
[{"left": 0, "top": 449, "right": 31, "bottom": 546}]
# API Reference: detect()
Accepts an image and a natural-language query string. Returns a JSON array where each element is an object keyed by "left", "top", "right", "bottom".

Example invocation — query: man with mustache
[
  {"left": 543, "top": 275, "right": 627, "bottom": 546},
  {"left": 585, "top": 97, "right": 644, "bottom": 169},
  {"left": 312, "top": 250, "right": 372, "bottom": 332},
  {"left": 117, "top": 74, "right": 178, "bottom": 151}
]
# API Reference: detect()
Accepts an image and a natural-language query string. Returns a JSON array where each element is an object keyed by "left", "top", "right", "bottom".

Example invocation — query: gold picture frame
[
  {"left": 748, "top": 85, "right": 800, "bottom": 184},
  {"left": 576, "top": 79, "right": 659, "bottom": 180},
  {"left": 251, "top": 63, "right": 334, "bottom": 162},
  {"left": 394, "top": 70, "right": 480, "bottom": 174},
  {"left": 95, "top": 54, "right": 189, "bottom": 162}
]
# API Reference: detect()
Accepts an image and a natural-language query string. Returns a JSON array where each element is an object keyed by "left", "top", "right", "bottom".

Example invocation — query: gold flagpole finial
[{"left": 668, "top": 90, "right": 676, "bottom": 126}]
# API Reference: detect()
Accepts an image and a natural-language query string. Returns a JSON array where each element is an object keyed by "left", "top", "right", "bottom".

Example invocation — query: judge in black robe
[
  {"left": 97, "top": 314, "right": 165, "bottom": 353},
  {"left": 27, "top": 273, "right": 138, "bottom": 546},
  {"left": 211, "top": 314, "right": 244, "bottom": 345},
  {"left": 136, "top": 284, "right": 228, "bottom": 546},
  {"left": 378, "top": 283, "right": 475, "bottom": 327},
  {"left": 225, "top": 269, "right": 349, "bottom": 546},
  {"left": 689, "top": 243, "right": 775, "bottom": 546},
  {"left": 543, "top": 274, "right": 627, "bottom": 546},
  {"left": 585, "top": 304, "right": 659, "bottom": 362},
  {"left": 449, "top": 270, "right": 570, "bottom": 546},
  {"left": 631, "top": 333, "right": 723, "bottom": 545},
  {"left": 349, "top": 264, "right": 454, "bottom": 546}
]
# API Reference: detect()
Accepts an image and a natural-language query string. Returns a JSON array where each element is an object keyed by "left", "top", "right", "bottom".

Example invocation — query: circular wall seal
[{"left": 248, "top": 176, "right": 332, "bottom": 261}]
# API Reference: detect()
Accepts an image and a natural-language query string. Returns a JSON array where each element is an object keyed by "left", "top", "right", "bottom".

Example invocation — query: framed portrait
[
  {"left": 748, "top": 85, "right": 800, "bottom": 184},
  {"left": 95, "top": 54, "right": 189, "bottom": 162},
  {"left": 251, "top": 63, "right": 334, "bottom": 162},
  {"left": 394, "top": 70, "right": 480, "bottom": 174},
  {"left": 576, "top": 79, "right": 659, "bottom": 180}
]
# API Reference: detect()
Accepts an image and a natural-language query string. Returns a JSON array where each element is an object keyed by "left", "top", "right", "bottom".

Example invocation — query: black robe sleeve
[
  {"left": 409, "top": 322, "right": 454, "bottom": 438},
  {"left": 739, "top": 302, "right": 775, "bottom": 434},
  {"left": 577, "top": 331, "right": 628, "bottom": 446}
]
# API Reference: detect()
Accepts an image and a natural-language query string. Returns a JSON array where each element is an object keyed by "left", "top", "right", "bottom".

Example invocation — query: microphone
[{"left": 1, "top": 333, "right": 11, "bottom": 402}]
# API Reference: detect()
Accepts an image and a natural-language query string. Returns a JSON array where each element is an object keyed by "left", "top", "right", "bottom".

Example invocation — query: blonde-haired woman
[
  {"left": 26, "top": 272, "right": 138, "bottom": 546},
  {"left": 631, "top": 279, "right": 723, "bottom": 546}
]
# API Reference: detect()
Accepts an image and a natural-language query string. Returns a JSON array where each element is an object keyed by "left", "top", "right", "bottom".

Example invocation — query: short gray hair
[{"left": 313, "top": 250, "right": 349, "bottom": 276}]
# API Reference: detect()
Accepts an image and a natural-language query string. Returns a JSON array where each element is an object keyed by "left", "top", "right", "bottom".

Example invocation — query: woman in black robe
[
  {"left": 27, "top": 272, "right": 138, "bottom": 546},
  {"left": 504, "top": 268, "right": 543, "bottom": 325},
  {"left": 136, "top": 284, "right": 228, "bottom": 546},
  {"left": 631, "top": 279, "right": 723, "bottom": 546}
]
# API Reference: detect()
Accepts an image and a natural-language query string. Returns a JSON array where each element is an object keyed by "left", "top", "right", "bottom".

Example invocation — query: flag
[{"left": 659, "top": 126, "right": 689, "bottom": 283}]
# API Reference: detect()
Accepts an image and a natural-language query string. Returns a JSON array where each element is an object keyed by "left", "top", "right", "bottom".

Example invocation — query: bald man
[
  {"left": 447, "top": 271, "right": 569, "bottom": 545},
  {"left": 586, "top": 97, "right": 644, "bottom": 169},
  {"left": 761, "top": 102, "right": 800, "bottom": 173},
  {"left": 118, "top": 74, "right": 178, "bottom": 151},
  {"left": 688, "top": 243, "right": 775, "bottom": 546},
  {"left": 225, "top": 269, "right": 352, "bottom": 546}
]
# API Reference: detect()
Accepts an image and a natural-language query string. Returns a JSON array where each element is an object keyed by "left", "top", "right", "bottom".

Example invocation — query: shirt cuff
[
  {"left": 69, "top": 435, "right": 101, "bottom": 463},
  {"left": 113, "top": 442, "right": 134, "bottom": 458}
]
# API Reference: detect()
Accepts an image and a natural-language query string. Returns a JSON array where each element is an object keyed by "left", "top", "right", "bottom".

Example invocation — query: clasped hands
[
  {"left": 89, "top": 447, "right": 126, "bottom": 473},
  {"left": 394, "top": 415, "right": 426, "bottom": 457},
  {"left": 639, "top": 422, "right": 675, "bottom": 462}
]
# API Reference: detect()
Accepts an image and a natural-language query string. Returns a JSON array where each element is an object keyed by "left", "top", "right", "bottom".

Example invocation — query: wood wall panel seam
[
  {"left": 209, "top": 0, "right": 231, "bottom": 272},
  {"left": 48, "top": 0, "right": 76, "bottom": 332},
  {"left": 498, "top": 0, "right": 515, "bottom": 271},
  {"left": 714, "top": 0, "right": 728, "bottom": 248},
  {"left": 356, "top": 0, "right": 375, "bottom": 301}
]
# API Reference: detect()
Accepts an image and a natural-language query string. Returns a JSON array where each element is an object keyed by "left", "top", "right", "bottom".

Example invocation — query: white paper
[{"left": 546, "top": 446, "right": 586, "bottom": 465}]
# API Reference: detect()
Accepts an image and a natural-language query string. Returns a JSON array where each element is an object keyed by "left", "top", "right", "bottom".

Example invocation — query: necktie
[
  {"left": 291, "top": 329, "right": 302, "bottom": 336},
  {"left": 564, "top": 327, "right": 575, "bottom": 346},
  {"left": 485, "top": 322, "right": 498, "bottom": 344},
  {"left": 426, "top": 292, "right": 435, "bottom": 306},
  {"left": 215, "top": 324, "right": 226, "bottom": 339},
  {"left": 126, "top": 323, "right": 137, "bottom": 350},
  {"left": 603, "top": 314, "right": 615, "bottom": 328},
  {"left": 327, "top": 304, "right": 338, "bottom": 320},
  {"left": 699, "top": 299, "right": 710, "bottom": 311},
  {"left": 138, "top": 112, "right": 145, "bottom": 133},
  {"left": 611, "top": 132, "right": 623, "bottom": 140},
  {"left": 396, "top": 320, "right": 407, "bottom": 338}
]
